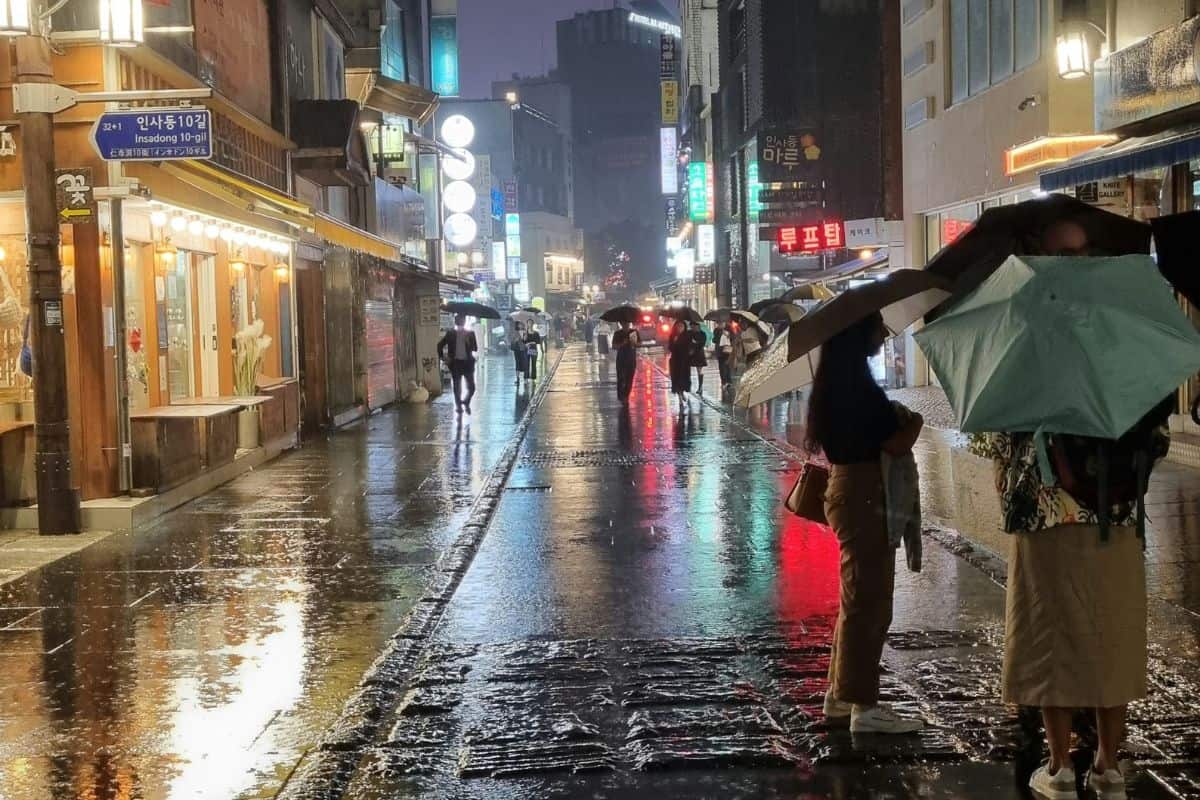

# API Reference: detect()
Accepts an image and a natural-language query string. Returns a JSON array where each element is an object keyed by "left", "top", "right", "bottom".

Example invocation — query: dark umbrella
[
  {"left": 748, "top": 298, "right": 784, "bottom": 316},
  {"left": 704, "top": 307, "right": 733, "bottom": 322},
  {"left": 1150, "top": 211, "right": 1200, "bottom": 308},
  {"left": 442, "top": 301, "right": 501, "bottom": 319},
  {"left": 600, "top": 304, "right": 642, "bottom": 324},
  {"left": 661, "top": 306, "right": 703, "bottom": 324},
  {"left": 925, "top": 194, "right": 1151, "bottom": 313},
  {"left": 759, "top": 302, "right": 806, "bottom": 325},
  {"left": 781, "top": 285, "right": 827, "bottom": 303}
]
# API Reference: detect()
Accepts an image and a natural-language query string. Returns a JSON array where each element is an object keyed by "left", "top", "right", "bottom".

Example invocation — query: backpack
[{"left": 1047, "top": 396, "right": 1174, "bottom": 539}]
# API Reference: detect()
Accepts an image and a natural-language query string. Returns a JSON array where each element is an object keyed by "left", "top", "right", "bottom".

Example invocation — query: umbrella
[
  {"left": 915, "top": 255, "right": 1200, "bottom": 440},
  {"left": 1150, "top": 211, "right": 1200, "bottom": 308},
  {"left": 781, "top": 284, "right": 835, "bottom": 303},
  {"left": 759, "top": 302, "right": 806, "bottom": 325},
  {"left": 748, "top": 298, "right": 784, "bottom": 316},
  {"left": 509, "top": 310, "right": 540, "bottom": 325},
  {"left": 442, "top": 301, "right": 500, "bottom": 319},
  {"left": 600, "top": 305, "right": 643, "bottom": 324},
  {"left": 925, "top": 194, "right": 1151, "bottom": 313},
  {"left": 704, "top": 307, "right": 734, "bottom": 322},
  {"left": 735, "top": 270, "right": 952, "bottom": 407},
  {"left": 661, "top": 306, "right": 703, "bottom": 324}
]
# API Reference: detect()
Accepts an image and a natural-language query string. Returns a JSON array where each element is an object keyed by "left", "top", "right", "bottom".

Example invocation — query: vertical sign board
[
  {"left": 747, "top": 160, "right": 763, "bottom": 218},
  {"left": 505, "top": 213, "right": 521, "bottom": 259},
  {"left": 697, "top": 224, "right": 715, "bottom": 265},
  {"left": 431, "top": 16, "right": 459, "bottom": 97},
  {"left": 687, "top": 162, "right": 713, "bottom": 222},
  {"left": 472, "top": 154, "right": 492, "bottom": 254},
  {"left": 660, "top": 128, "right": 677, "bottom": 194},
  {"left": 55, "top": 168, "right": 96, "bottom": 223},
  {"left": 660, "top": 33, "right": 677, "bottom": 78},
  {"left": 675, "top": 248, "right": 695, "bottom": 281},
  {"left": 502, "top": 179, "right": 519, "bottom": 213},
  {"left": 665, "top": 197, "right": 680, "bottom": 236},
  {"left": 492, "top": 241, "right": 507, "bottom": 280},
  {"left": 661, "top": 80, "right": 679, "bottom": 125}
]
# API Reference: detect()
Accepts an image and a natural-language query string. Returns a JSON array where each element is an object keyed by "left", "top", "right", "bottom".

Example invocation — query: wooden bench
[
  {"left": 130, "top": 404, "right": 240, "bottom": 493},
  {"left": 172, "top": 396, "right": 273, "bottom": 450},
  {"left": 0, "top": 421, "right": 35, "bottom": 506}
]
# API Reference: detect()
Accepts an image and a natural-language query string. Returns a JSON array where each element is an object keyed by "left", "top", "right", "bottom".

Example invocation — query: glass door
[{"left": 165, "top": 250, "right": 195, "bottom": 400}]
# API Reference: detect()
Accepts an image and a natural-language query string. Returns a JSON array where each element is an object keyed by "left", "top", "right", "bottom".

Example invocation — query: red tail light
[
  {"left": 660, "top": 323, "right": 671, "bottom": 333},
  {"left": 642, "top": 315, "right": 652, "bottom": 323}
]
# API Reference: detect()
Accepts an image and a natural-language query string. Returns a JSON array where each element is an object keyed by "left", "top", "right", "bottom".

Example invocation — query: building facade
[{"left": 714, "top": 0, "right": 902, "bottom": 308}]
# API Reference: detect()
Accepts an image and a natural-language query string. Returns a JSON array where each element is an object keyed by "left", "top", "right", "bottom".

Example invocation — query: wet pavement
[
  {"left": 288, "top": 347, "right": 1200, "bottom": 800},
  {"left": 0, "top": 350, "right": 556, "bottom": 799}
]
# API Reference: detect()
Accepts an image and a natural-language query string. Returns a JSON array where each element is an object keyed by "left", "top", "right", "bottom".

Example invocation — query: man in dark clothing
[
  {"left": 525, "top": 326, "right": 544, "bottom": 381},
  {"left": 437, "top": 314, "right": 478, "bottom": 414},
  {"left": 612, "top": 321, "right": 639, "bottom": 403},
  {"left": 688, "top": 320, "right": 708, "bottom": 395}
]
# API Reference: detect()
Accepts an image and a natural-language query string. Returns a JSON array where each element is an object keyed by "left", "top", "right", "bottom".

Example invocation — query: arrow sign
[
  {"left": 55, "top": 168, "right": 96, "bottom": 224},
  {"left": 91, "top": 108, "right": 213, "bottom": 162}
]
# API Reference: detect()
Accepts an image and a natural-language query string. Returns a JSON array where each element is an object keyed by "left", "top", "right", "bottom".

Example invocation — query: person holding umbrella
[
  {"left": 612, "top": 320, "right": 640, "bottom": 403},
  {"left": 525, "top": 324, "right": 544, "bottom": 382},
  {"left": 668, "top": 320, "right": 692, "bottom": 413},
  {"left": 687, "top": 320, "right": 708, "bottom": 395},
  {"left": 437, "top": 314, "right": 479, "bottom": 415},
  {"left": 596, "top": 317, "right": 612, "bottom": 355},
  {"left": 510, "top": 321, "right": 529, "bottom": 384},
  {"left": 806, "top": 311, "right": 926, "bottom": 734},
  {"left": 712, "top": 321, "right": 734, "bottom": 391}
]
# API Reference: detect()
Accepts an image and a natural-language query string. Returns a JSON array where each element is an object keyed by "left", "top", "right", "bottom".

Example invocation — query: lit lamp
[
  {"left": 98, "top": 0, "right": 144, "bottom": 47},
  {"left": 1056, "top": 0, "right": 1101, "bottom": 80},
  {"left": 274, "top": 262, "right": 289, "bottom": 281},
  {"left": 470, "top": 251, "right": 484, "bottom": 267},
  {"left": 155, "top": 241, "right": 177, "bottom": 272},
  {"left": 0, "top": 0, "right": 31, "bottom": 35},
  {"left": 229, "top": 258, "right": 246, "bottom": 275}
]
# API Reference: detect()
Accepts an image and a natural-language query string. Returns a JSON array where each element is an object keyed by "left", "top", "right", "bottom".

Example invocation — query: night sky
[{"left": 456, "top": 0, "right": 623, "bottom": 98}]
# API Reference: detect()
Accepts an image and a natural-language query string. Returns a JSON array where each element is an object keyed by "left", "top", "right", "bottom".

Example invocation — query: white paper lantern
[
  {"left": 440, "top": 115, "right": 475, "bottom": 149},
  {"left": 444, "top": 213, "right": 478, "bottom": 247},
  {"left": 443, "top": 181, "right": 477, "bottom": 214},
  {"left": 442, "top": 150, "right": 475, "bottom": 181}
]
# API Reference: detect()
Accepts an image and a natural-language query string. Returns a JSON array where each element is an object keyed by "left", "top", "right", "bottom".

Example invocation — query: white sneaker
[
  {"left": 822, "top": 693, "right": 851, "bottom": 722},
  {"left": 849, "top": 703, "right": 924, "bottom": 734},
  {"left": 1089, "top": 763, "right": 1127, "bottom": 800},
  {"left": 1029, "top": 762, "right": 1077, "bottom": 800}
]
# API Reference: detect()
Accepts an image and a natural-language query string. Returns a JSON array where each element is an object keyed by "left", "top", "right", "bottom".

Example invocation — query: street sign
[
  {"left": 759, "top": 206, "right": 822, "bottom": 225},
  {"left": 55, "top": 168, "right": 96, "bottom": 223},
  {"left": 91, "top": 108, "right": 213, "bottom": 161},
  {"left": 759, "top": 187, "right": 822, "bottom": 204}
]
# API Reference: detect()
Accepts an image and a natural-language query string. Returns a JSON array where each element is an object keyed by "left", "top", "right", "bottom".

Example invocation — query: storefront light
[
  {"left": 98, "top": 0, "right": 144, "bottom": 47},
  {"left": 248, "top": 235, "right": 262, "bottom": 250},
  {"left": 274, "top": 263, "right": 289, "bottom": 280},
  {"left": 443, "top": 180, "right": 476, "bottom": 214},
  {"left": 233, "top": 229, "right": 247, "bottom": 245},
  {"left": 470, "top": 251, "right": 484, "bottom": 267},
  {"left": 230, "top": 259, "right": 246, "bottom": 274},
  {"left": 0, "top": 245, "right": 6, "bottom": 261},
  {"left": 439, "top": 115, "right": 475, "bottom": 149},
  {"left": 187, "top": 217, "right": 203, "bottom": 236},
  {"left": 169, "top": 213, "right": 187, "bottom": 232},
  {"left": 0, "top": 1, "right": 32, "bottom": 36},
  {"left": 149, "top": 208, "right": 167, "bottom": 228},
  {"left": 204, "top": 222, "right": 220, "bottom": 239},
  {"left": 219, "top": 226, "right": 234, "bottom": 242},
  {"left": 442, "top": 150, "right": 475, "bottom": 181},
  {"left": 1056, "top": 31, "right": 1091, "bottom": 79}
]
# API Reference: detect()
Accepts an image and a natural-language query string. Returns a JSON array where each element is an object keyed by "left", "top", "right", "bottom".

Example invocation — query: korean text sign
[{"left": 777, "top": 220, "right": 845, "bottom": 253}]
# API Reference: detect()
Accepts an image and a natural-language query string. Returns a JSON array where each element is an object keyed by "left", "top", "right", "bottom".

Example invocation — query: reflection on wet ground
[
  {"left": 0, "top": 355, "right": 536, "bottom": 799},
  {"left": 330, "top": 349, "right": 1195, "bottom": 799}
]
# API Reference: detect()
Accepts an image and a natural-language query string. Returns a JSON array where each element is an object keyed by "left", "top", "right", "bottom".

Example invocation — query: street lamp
[
  {"left": 0, "top": 1, "right": 31, "bottom": 35},
  {"left": 98, "top": 0, "right": 144, "bottom": 46},
  {"left": 1056, "top": 0, "right": 1104, "bottom": 80}
]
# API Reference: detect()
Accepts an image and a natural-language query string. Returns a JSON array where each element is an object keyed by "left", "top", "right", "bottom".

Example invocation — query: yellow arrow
[{"left": 60, "top": 208, "right": 92, "bottom": 219}]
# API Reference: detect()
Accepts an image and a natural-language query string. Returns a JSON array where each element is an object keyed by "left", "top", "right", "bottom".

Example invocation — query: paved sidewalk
[
  {"left": 316, "top": 348, "right": 1198, "bottom": 799},
  {"left": 0, "top": 350, "right": 552, "bottom": 800}
]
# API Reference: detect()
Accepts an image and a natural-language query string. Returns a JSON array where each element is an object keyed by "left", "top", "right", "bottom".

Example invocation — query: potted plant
[{"left": 234, "top": 319, "right": 272, "bottom": 450}]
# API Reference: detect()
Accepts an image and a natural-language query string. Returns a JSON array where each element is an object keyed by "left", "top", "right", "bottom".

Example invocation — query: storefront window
[
  {"left": 1131, "top": 167, "right": 1169, "bottom": 221},
  {"left": 123, "top": 242, "right": 151, "bottom": 411},
  {"left": 0, "top": 219, "right": 31, "bottom": 415},
  {"left": 165, "top": 250, "right": 195, "bottom": 400}
]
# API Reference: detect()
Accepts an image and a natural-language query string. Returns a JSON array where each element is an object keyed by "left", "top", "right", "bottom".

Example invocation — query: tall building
[
  {"left": 713, "top": 0, "right": 902, "bottom": 307},
  {"left": 556, "top": 6, "right": 665, "bottom": 292},
  {"left": 492, "top": 75, "right": 575, "bottom": 221}
]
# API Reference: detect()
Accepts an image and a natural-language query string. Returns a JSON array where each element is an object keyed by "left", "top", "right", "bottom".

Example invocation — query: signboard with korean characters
[
  {"left": 777, "top": 220, "right": 845, "bottom": 254},
  {"left": 91, "top": 108, "right": 213, "bottom": 161},
  {"left": 661, "top": 80, "right": 679, "bottom": 125},
  {"left": 55, "top": 167, "right": 96, "bottom": 224},
  {"left": 757, "top": 129, "right": 821, "bottom": 183},
  {"left": 660, "top": 34, "right": 678, "bottom": 78},
  {"left": 844, "top": 218, "right": 884, "bottom": 249}
]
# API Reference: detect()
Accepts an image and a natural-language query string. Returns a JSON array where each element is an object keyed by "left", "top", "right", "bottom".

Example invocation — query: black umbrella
[
  {"left": 1150, "top": 211, "right": 1200, "bottom": 308},
  {"left": 759, "top": 302, "right": 806, "bottom": 325},
  {"left": 600, "top": 304, "right": 642, "bottom": 324},
  {"left": 747, "top": 298, "right": 785, "bottom": 316},
  {"left": 660, "top": 306, "right": 703, "bottom": 324},
  {"left": 781, "top": 284, "right": 828, "bottom": 303},
  {"left": 704, "top": 307, "right": 733, "bottom": 322},
  {"left": 925, "top": 194, "right": 1151, "bottom": 312},
  {"left": 442, "top": 301, "right": 500, "bottom": 320}
]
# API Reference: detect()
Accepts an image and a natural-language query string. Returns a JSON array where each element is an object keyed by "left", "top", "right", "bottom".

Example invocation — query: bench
[
  {"left": 0, "top": 421, "right": 35, "bottom": 506},
  {"left": 130, "top": 404, "right": 240, "bottom": 493}
]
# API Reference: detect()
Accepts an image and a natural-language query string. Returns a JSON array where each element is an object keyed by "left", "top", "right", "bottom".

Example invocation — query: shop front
[{"left": 1037, "top": 14, "right": 1200, "bottom": 441}]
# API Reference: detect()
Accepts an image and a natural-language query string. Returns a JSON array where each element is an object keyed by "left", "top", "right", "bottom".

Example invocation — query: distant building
[
  {"left": 713, "top": 0, "right": 902, "bottom": 307},
  {"left": 555, "top": 7, "right": 664, "bottom": 291}
]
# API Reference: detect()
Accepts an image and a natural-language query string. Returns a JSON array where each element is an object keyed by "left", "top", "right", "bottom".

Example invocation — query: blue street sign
[{"left": 90, "top": 108, "right": 213, "bottom": 162}]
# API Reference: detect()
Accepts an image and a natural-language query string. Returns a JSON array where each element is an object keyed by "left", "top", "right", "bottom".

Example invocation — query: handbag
[{"left": 785, "top": 462, "right": 830, "bottom": 524}]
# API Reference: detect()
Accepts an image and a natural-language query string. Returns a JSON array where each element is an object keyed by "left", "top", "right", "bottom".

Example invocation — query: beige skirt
[{"left": 1003, "top": 524, "right": 1147, "bottom": 708}]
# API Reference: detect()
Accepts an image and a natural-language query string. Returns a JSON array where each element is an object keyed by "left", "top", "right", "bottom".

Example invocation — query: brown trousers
[{"left": 824, "top": 462, "right": 895, "bottom": 706}]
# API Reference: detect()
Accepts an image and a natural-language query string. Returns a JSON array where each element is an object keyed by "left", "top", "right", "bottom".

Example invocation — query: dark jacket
[{"left": 438, "top": 328, "right": 478, "bottom": 363}]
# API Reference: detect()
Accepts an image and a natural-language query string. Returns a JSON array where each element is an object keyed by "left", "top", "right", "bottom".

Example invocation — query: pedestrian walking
[
  {"left": 688, "top": 320, "right": 708, "bottom": 395},
  {"left": 584, "top": 317, "right": 595, "bottom": 349},
  {"left": 596, "top": 319, "right": 611, "bottom": 355},
  {"left": 511, "top": 322, "right": 529, "bottom": 383},
  {"left": 437, "top": 314, "right": 478, "bottom": 415},
  {"left": 612, "top": 321, "right": 639, "bottom": 403},
  {"left": 525, "top": 325, "right": 544, "bottom": 381},
  {"left": 970, "top": 413, "right": 1170, "bottom": 800},
  {"left": 805, "top": 311, "right": 925, "bottom": 734},
  {"left": 712, "top": 322, "right": 734, "bottom": 391},
  {"left": 668, "top": 320, "right": 692, "bottom": 414}
]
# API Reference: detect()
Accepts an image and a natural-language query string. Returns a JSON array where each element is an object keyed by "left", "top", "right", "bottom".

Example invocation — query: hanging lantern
[
  {"left": 98, "top": 0, "right": 144, "bottom": 47},
  {"left": 0, "top": 0, "right": 31, "bottom": 36},
  {"left": 274, "top": 262, "right": 289, "bottom": 281}
]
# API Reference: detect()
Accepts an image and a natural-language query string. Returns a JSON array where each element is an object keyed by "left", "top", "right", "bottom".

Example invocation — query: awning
[
  {"left": 290, "top": 99, "right": 372, "bottom": 187},
  {"left": 346, "top": 69, "right": 439, "bottom": 126},
  {"left": 313, "top": 213, "right": 401, "bottom": 261},
  {"left": 1039, "top": 124, "right": 1200, "bottom": 190},
  {"left": 789, "top": 249, "right": 889, "bottom": 287},
  {"left": 407, "top": 268, "right": 475, "bottom": 291},
  {"left": 159, "top": 160, "right": 313, "bottom": 229},
  {"left": 407, "top": 130, "right": 464, "bottom": 158}
]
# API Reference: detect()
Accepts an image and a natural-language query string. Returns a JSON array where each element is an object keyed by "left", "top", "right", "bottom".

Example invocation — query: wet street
[{"left": 3, "top": 345, "right": 1200, "bottom": 799}]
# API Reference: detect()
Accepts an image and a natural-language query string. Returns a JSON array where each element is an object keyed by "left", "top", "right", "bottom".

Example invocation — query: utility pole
[{"left": 14, "top": 34, "right": 81, "bottom": 534}]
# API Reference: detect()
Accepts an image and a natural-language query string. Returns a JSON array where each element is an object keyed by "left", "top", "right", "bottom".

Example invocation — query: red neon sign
[
  {"left": 777, "top": 219, "right": 846, "bottom": 254},
  {"left": 942, "top": 218, "right": 973, "bottom": 244}
]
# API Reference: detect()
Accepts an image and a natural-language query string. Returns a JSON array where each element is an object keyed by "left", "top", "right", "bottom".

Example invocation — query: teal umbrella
[{"left": 915, "top": 255, "right": 1200, "bottom": 440}]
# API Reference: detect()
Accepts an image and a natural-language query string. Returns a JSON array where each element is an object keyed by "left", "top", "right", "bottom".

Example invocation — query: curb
[{"left": 276, "top": 347, "right": 569, "bottom": 800}]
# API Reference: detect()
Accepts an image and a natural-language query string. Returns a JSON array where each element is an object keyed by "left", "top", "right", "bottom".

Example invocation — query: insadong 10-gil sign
[{"left": 91, "top": 108, "right": 213, "bottom": 161}]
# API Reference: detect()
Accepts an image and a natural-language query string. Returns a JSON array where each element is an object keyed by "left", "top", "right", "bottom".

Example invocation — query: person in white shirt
[{"left": 437, "top": 315, "right": 478, "bottom": 414}]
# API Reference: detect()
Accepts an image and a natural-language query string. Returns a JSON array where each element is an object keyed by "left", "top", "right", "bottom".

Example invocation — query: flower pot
[{"left": 237, "top": 407, "right": 260, "bottom": 450}]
